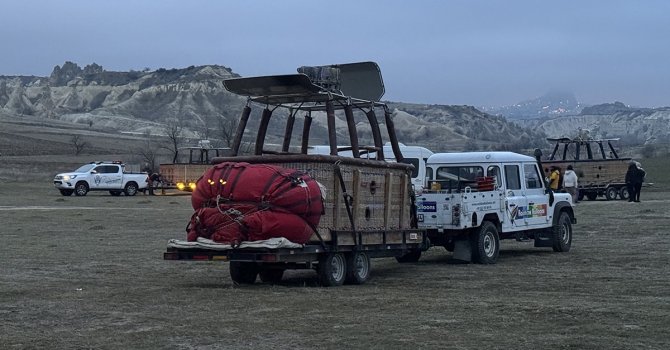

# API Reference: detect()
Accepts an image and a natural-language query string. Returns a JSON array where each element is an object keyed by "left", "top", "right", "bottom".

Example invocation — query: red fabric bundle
[{"left": 186, "top": 162, "right": 323, "bottom": 245}]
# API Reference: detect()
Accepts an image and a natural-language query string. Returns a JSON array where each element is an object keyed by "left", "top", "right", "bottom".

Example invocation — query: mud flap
[
  {"left": 534, "top": 231, "right": 554, "bottom": 247},
  {"left": 452, "top": 239, "right": 472, "bottom": 262}
]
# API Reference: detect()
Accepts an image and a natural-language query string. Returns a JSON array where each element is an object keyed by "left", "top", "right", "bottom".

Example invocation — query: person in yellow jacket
[{"left": 549, "top": 166, "right": 561, "bottom": 190}]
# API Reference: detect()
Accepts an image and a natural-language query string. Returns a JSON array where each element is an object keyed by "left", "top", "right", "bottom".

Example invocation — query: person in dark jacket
[{"left": 625, "top": 161, "right": 646, "bottom": 202}]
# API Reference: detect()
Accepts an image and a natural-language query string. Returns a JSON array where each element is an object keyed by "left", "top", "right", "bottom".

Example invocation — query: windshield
[{"left": 74, "top": 164, "right": 96, "bottom": 173}]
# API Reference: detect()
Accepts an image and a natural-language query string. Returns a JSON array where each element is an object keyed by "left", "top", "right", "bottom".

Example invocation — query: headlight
[
  {"left": 176, "top": 182, "right": 186, "bottom": 191},
  {"left": 189, "top": 182, "right": 197, "bottom": 191},
  {"left": 63, "top": 175, "right": 77, "bottom": 181}
]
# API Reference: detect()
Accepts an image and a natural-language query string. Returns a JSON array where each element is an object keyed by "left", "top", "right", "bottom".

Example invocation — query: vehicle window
[
  {"left": 435, "top": 166, "right": 484, "bottom": 191},
  {"left": 487, "top": 165, "right": 501, "bottom": 188},
  {"left": 524, "top": 163, "right": 543, "bottom": 189},
  {"left": 504, "top": 165, "right": 521, "bottom": 190},
  {"left": 400, "top": 158, "right": 419, "bottom": 178},
  {"left": 75, "top": 164, "right": 96, "bottom": 173},
  {"left": 426, "top": 167, "right": 433, "bottom": 181}
]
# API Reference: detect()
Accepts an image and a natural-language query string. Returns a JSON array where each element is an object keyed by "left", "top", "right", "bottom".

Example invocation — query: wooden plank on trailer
[
  {"left": 399, "top": 174, "right": 409, "bottom": 228},
  {"left": 384, "top": 172, "right": 392, "bottom": 227}
]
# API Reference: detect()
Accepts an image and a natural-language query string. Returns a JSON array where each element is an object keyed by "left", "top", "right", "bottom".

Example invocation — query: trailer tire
[
  {"left": 586, "top": 192, "right": 598, "bottom": 201},
  {"left": 619, "top": 187, "right": 630, "bottom": 201},
  {"left": 259, "top": 268, "right": 284, "bottom": 284},
  {"left": 229, "top": 261, "right": 258, "bottom": 284},
  {"left": 577, "top": 190, "right": 585, "bottom": 201},
  {"left": 345, "top": 252, "right": 371, "bottom": 285},
  {"left": 605, "top": 187, "right": 618, "bottom": 200},
  {"left": 552, "top": 211, "right": 572, "bottom": 253},
  {"left": 395, "top": 249, "right": 421, "bottom": 263},
  {"left": 471, "top": 221, "right": 499, "bottom": 264},
  {"left": 318, "top": 253, "right": 346, "bottom": 287},
  {"left": 59, "top": 189, "right": 73, "bottom": 196}
]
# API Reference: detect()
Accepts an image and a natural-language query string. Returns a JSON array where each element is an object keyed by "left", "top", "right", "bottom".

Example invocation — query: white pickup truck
[
  {"left": 415, "top": 151, "right": 576, "bottom": 264},
  {"left": 53, "top": 161, "right": 149, "bottom": 196}
]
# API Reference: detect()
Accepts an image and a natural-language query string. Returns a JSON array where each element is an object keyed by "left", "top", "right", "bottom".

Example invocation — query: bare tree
[
  {"left": 163, "top": 118, "right": 184, "bottom": 163},
  {"left": 135, "top": 131, "right": 161, "bottom": 173},
  {"left": 71, "top": 135, "right": 88, "bottom": 155},
  {"left": 217, "top": 115, "right": 238, "bottom": 147}
]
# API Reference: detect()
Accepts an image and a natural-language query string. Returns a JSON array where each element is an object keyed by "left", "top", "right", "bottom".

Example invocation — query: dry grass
[{"left": 1, "top": 180, "right": 669, "bottom": 349}]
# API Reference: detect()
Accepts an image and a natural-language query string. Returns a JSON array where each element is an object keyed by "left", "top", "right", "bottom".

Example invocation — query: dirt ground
[{"left": 1, "top": 181, "right": 669, "bottom": 350}]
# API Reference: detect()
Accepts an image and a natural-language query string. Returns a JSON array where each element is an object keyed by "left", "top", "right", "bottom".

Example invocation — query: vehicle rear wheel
[
  {"left": 74, "top": 182, "right": 88, "bottom": 196},
  {"left": 124, "top": 182, "right": 138, "bottom": 196},
  {"left": 59, "top": 189, "right": 73, "bottom": 196},
  {"left": 109, "top": 190, "right": 122, "bottom": 196},
  {"left": 619, "top": 187, "right": 630, "bottom": 201},
  {"left": 345, "top": 252, "right": 371, "bottom": 285},
  {"left": 471, "top": 221, "right": 500, "bottom": 264},
  {"left": 258, "top": 268, "right": 284, "bottom": 284},
  {"left": 395, "top": 249, "right": 421, "bottom": 263},
  {"left": 552, "top": 211, "right": 572, "bottom": 252},
  {"left": 229, "top": 261, "right": 258, "bottom": 284},
  {"left": 317, "top": 253, "right": 346, "bottom": 287},
  {"left": 586, "top": 192, "right": 598, "bottom": 201},
  {"left": 605, "top": 187, "right": 618, "bottom": 200}
]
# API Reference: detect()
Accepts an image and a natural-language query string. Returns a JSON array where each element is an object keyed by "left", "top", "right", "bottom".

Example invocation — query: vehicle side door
[
  {"left": 93, "top": 165, "right": 123, "bottom": 189},
  {"left": 522, "top": 162, "right": 551, "bottom": 226},
  {"left": 502, "top": 163, "right": 528, "bottom": 232}
]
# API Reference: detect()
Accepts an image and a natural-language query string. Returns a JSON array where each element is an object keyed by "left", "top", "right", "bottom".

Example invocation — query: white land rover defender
[{"left": 416, "top": 150, "right": 575, "bottom": 264}]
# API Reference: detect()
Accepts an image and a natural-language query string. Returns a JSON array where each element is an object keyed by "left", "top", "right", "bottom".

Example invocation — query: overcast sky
[{"left": 2, "top": 0, "right": 669, "bottom": 108}]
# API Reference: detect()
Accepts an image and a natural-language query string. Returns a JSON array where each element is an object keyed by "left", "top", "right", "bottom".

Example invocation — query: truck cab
[{"left": 417, "top": 151, "right": 575, "bottom": 264}]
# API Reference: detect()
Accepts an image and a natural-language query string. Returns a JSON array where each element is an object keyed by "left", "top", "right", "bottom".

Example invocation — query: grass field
[{"left": 1, "top": 180, "right": 669, "bottom": 349}]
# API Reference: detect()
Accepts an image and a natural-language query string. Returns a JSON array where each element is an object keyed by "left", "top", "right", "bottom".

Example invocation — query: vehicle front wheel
[
  {"left": 74, "top": 182, "right": 88, "bottom": 196},
  {"left": 552, "top": 211, "right": 572, "bottom": 252},
  {"left": 395, "top": 249, "right": 421, "bottom": 263},
  {"left": 605, "top": 187, "right": 618, "bottom": 201},
  {"left": 345, "top": 252, "right": 371, "bottom": 285},
  {"left": 318, "top": 253, "right": 346, "bottom": 287},
  {"left": 124, "top": 182, "right": 138, "bottom": 196},
  {"left": 59, "top": 189, "right": 74, "bottom": 196},
  {"left": 471, "top": 221, "right": 500, "bottom": 264}
]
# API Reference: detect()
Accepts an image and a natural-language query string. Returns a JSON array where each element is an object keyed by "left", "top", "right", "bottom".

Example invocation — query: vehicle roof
[{"left": 427, "top": 152, "right": 535, "bottom": 165}]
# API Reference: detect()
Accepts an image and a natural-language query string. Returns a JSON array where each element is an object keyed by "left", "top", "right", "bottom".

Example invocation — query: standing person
[
  {"left": 549, "top": 166, "right": 561, "bottom": 190},
  {"left": 625, "top": 162, "right": 638, "bottom": 202},
  {"left": 633, "top": 161, "right": 646, "bottom": 202},
  {"left": 563, "top": 165, "right": 579, "bottom": 204}
]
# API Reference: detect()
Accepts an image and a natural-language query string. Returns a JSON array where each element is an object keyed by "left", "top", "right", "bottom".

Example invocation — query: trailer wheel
[
  {"left": 395, "top": 249, "right": 421, "bottom": 263},
  {"left": 259, "top": 268, "right": 284, "bottom": 284},
  {"left": 605, "top": 187, "right": 618, "bottom": 201},
  {"left": 229, "top": 261, "right": 258, "bottom": 284},
  {"left": 345, "top": 252, "right": 371, "bottom": 285},
  {"left": 577, "top": 190, "right": 585, "bottom": 201},
  {"left": 471, "top": 221, "right": 499, "bottom": 264},
  {"left": 619, "top": 187, "right": 630, "bottom": 201},
  {"left": 317, "top": 253, "right": 346, "bottom": 287},
  {"left": 59, "top": 189, "right": 73, "bottom": 196},
  {"left": 586, "top": 193, "right": 598, "bottom": 201},
  {"left": 552, "top": 211, "right": 572, "bottom": 253}
]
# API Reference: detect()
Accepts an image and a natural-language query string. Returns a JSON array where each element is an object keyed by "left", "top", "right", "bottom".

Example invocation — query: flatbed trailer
[
  {"left": 163, "top": 61, "right": 427, "bottom": 286},
  {"left": 164, "top": 229, "right": 426, "bottom": 286}
]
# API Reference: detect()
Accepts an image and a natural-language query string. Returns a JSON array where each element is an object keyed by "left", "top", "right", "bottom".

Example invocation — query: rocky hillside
[
  {"left": 531, "top": 102, "right": 670, "bottom": 145},
  {"left": 481, "top": 91, "right": 583, "bottom": 119},
  {"left": 1, "top": 62, "right": 547, "bottom": 153}
]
